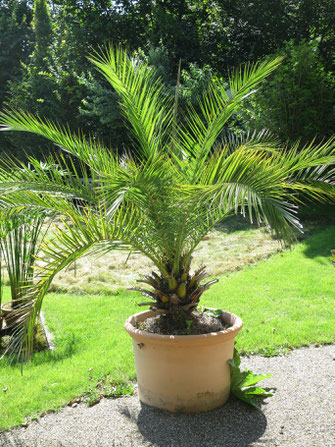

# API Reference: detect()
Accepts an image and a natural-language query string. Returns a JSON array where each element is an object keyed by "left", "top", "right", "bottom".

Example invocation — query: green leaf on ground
[{"left": 228, "top": 348, "right": 274, "bottom": 408}]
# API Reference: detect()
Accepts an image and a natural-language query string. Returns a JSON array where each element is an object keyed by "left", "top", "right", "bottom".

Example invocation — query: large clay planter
[
  {"left": 0, "top": 300, "right": 23, "bottom": 328},
  {"left": 0, "top": 301, "right": 13, "bottom": 324},
  {"left": 124, "top": 309, "right": 243, "bottom": 413}
]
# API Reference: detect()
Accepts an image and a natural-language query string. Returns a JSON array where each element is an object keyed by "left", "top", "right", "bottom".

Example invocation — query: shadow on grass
[
  {"left": 216, "top": 204, "right": 335, "bottom": 240},
  {"left": 120, "top": 396, "right": 268, "bottom": 447},
  {"left": 217, "top": 206, "right": 335, "bottom": 261},
  {"left": 297, "top": 203, "right": 335, "bottom": 259},
  {"left": 215, "top": 215, "right": 257, "bottom": 234},
  {"left": 0, "top": 333, "right": 78, "bottom": 369},
  {"left": 301, "top": 224, "right": 335, "bottom": 260},
  {"left": 31, "top": 333, "right": 78, "bottom": 367}
]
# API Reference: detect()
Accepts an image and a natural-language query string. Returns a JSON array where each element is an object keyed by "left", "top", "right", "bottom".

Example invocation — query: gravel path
[{"left": 1, "top": 344, "right": 334, "bottom": 447}]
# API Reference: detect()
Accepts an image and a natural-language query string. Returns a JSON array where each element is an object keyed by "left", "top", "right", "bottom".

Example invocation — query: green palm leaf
[{"left": 88, "top": 45, "right": 173, "bottom": 160}]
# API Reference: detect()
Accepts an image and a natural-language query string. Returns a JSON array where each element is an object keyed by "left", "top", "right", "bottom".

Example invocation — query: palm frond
[
  {"left": 88, "top": 45, "right": 173, "bottom": 160},
  {"left": 0, "top": 109, "right": 115, "bottom": 173},
  {"left": 178, "top": 57, "right": 283, "bottom": 180}
]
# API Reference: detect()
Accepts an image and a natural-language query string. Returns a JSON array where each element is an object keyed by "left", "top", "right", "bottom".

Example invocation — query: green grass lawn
[
  {"left": 202, "top": 224, "right": 335, "bottom": 355},
  {"left": 0, "top": 225, "right": 334, "bottom": 431}
]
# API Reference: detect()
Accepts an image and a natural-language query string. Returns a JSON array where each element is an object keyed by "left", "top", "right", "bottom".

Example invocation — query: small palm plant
[
  {"left": 0, "top": 211, "right": 49, "bottom": 303},
  {"left": 0, "top": 210, "right": 52, "bottom": 342},
  {"left": 0, "top": 46, "right": 335, "bottom": 361}
]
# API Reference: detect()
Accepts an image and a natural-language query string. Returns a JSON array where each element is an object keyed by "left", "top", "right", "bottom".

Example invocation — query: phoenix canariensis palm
[{"left": 0, "top": 46, "right": 335, "bottom": 362}]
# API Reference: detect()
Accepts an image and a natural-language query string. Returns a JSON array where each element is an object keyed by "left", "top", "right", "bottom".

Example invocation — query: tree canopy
[{"left": 0, "top": 0, "right": 334, "bottom": 160}]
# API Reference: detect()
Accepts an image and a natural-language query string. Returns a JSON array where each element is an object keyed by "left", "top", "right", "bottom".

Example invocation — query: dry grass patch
[
  {"left": 49, "top": 251, "right": 154, "bottom": 295},
  {"left": 194, "top": 220, "right": 280, "bottom": 276},
  {"left": 49, "top": 216, "right": 282, "bottom": 295},
  {"left": 1, "top": 213, "right": 329, "bottom": 297},
  {"left": 50, "top": 211, "right": 333, "bottom": 296}
]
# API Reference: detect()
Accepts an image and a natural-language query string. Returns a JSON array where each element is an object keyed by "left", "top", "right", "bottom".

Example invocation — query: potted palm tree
[{"left": 0, "top": 46, "right": 334, "bottom": 410}]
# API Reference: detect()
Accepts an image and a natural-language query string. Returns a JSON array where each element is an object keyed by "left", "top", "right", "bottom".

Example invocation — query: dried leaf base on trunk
[{"left": 125, "top": 309, "right": 243, "bottom": 413}]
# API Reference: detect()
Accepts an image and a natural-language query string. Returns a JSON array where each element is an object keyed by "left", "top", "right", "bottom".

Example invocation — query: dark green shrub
[{"left": 244, "top": 40, "right": 335, "bottom": 145}]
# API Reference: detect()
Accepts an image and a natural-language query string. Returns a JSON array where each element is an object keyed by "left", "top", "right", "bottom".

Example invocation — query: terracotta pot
[
  {"left": 124, "top": 309, "right": 243, "bottom": 413},
  {"left": 0, "top": 301, "right": 12, "bottom": 320},
  {"left": 0, "top": 300, "right": 23, "bottom": 327}
]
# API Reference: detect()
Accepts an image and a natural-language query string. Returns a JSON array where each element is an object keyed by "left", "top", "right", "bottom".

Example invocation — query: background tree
[
  {"left": 241, "top": 40, "right": 335, "bottom": 145},
  {"left": 0, "top": 0, "right": 334, "bottom": 160},
  {"left": 32, "top": 0, "right": 52, "bottom": 67},
  {"left": 210, "top": 0, "right": 335, "bottom": 73},
  {"left": 3, "top": 0, "right": 60, "bottom": 159},
  {"left": 0, "top": 1, "right": 33, "bottom": 106}
]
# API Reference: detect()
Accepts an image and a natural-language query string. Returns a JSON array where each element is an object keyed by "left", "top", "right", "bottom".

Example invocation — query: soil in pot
[{"left": 137, "top": 310, "right": 231, "bottom": 335}]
